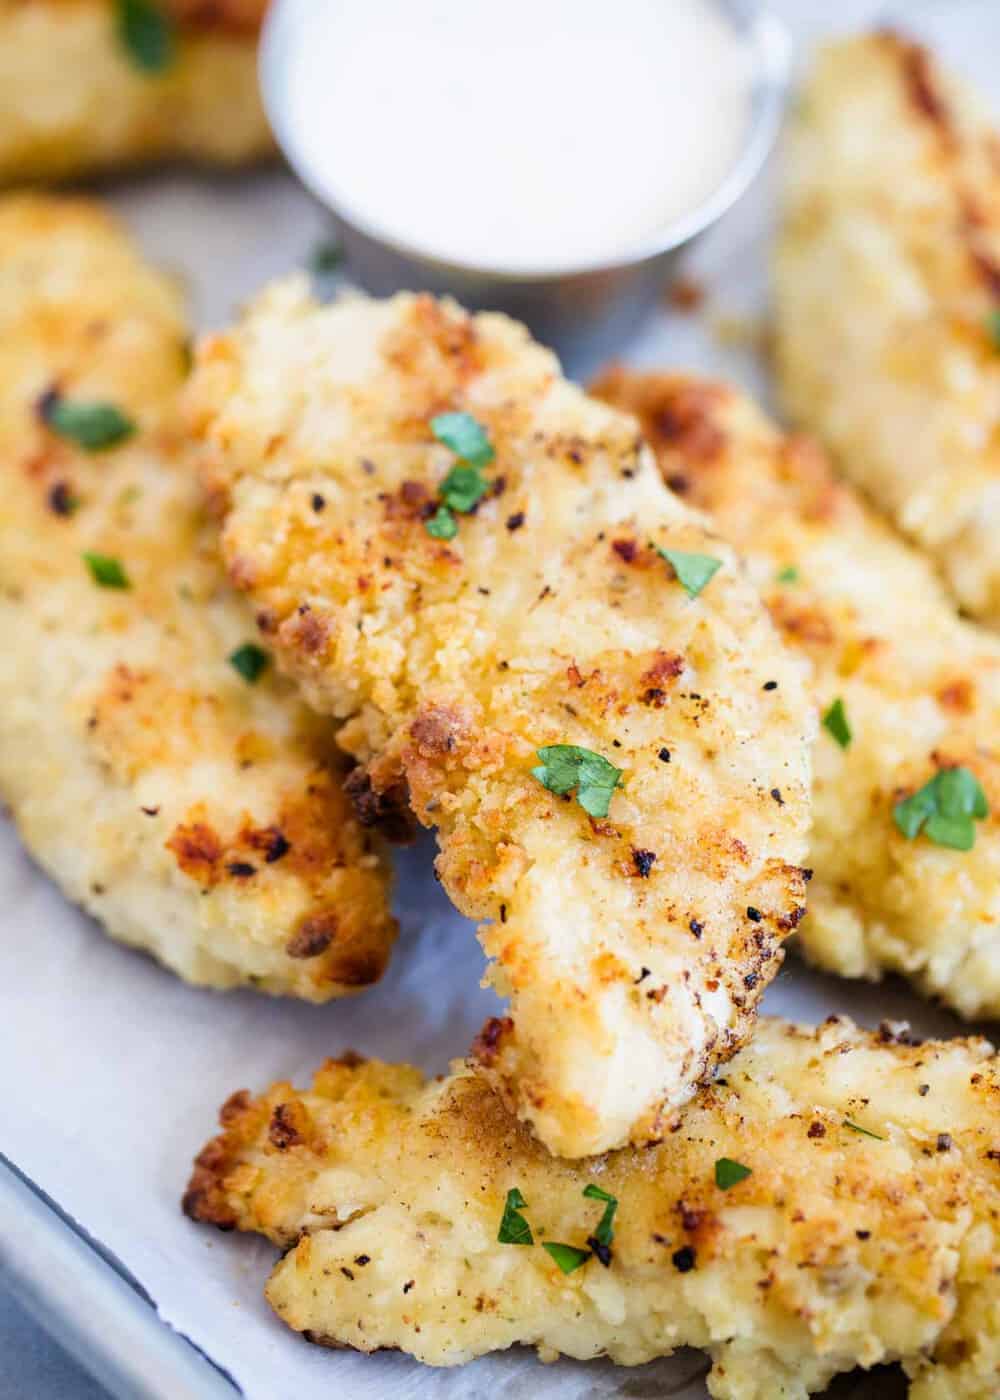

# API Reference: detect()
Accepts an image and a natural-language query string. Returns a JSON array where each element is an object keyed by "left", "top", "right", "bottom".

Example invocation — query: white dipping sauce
[{"left": 277, "top": 0, "right": 753, "bottom": 272}]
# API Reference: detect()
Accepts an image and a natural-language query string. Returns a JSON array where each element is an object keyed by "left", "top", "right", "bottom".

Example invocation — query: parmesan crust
[
  {"left": 776, "top": 31, "right": 1000, "bottom": 627},
  {"left": 593, "top": 367, "right": 1000, "bottom": 1018},
  {"left": 184, "top": 1017, "right": 1000, "bottom": 1398},
  {"left": 185, "top": 283, "right": 814, "bottom": 1157},
  {"left": 0, "top": 195, "right": 395, "bottom": 996},
  {"left": 0, "top": 0, "right": 271, "bottom": 182}
]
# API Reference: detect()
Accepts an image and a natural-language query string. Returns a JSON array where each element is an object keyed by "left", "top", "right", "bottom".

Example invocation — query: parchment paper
[{"left": 1, "top": 3, "right": 994, "bottom": 1396}]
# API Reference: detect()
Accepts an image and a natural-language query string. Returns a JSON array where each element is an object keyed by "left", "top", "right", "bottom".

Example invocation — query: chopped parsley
[
  {"left": 893, "top": 766, "right": 988, "bottom": 851},
  {"left": 843, "top": 1119, "right": 885, "bottom": 1142},
  {"left": 715, "top": 1157, "right": 752, "bottom": 1189},
  {"left": 654, "top": 546, "right": 722, "bottom": 600},
  {"left": 776, "top": 565, "right": 799, "bottom": 584},
  {"left": 83, "top": 552, "right": 129, "bottom": 590},
  {"left": 310, "top": 239, "right": 343, "bottom": 276},
  {"left": 987, "top": 308, "right": 1000, "bottom": 351},
  {"left": 229, "top": 643, "right": 270, "bottom": 684},
  {"left": 533, "top": 744, "right": 623, "bottom": 819},
  {"left": 42, "top": 395, "right": 135, "bottom": 452},
  {"left": 425, "top": 412, "right": 495, "bottom": 539},
  {"left": 497, "top": 1188, "right": 533, "bottom": 1246},
  {"left": 430, "top": 411, "right": 495, "bottom": 468},
  {"left": 582, "top": 1183, "right": 618, "bottom": 1247},
  {"left": 822, "top": 697, "right": 852, "bottom": 750},
  {"left": 424, "top": 505, "right": 458, "bottom": 540},
  {"left": 439, "top": 463, "right": 490, "bottom": 514},
  {"left": 115, "top": 0, "right": 175, "bottom": 73},
  {"left": 542, "top": 1242, "right": 591, "bottom": 1274}
]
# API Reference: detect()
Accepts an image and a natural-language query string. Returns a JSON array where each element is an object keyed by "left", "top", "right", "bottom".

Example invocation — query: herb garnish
[
  {"left": 777, "top": 565, "right": 799, "bottom": 584},
  {"left": 533, "top": 745, "right": 623, "bottom": 819},
  {"left": 822, "top": 697, "right": 852, "bottom": 750},
  {"left": 654, "top": 546, "right": 722, "bottom": 600},
  {"left": 497, "top": 1188, "right": 533, "bottom": 1246},
  {"left": 115, "top": 0, "right": 175, "bottom": 73},
  {"left": 424, "top": 412, "right": 495, "bottom": 539},
  {"left": 714, "top": 1157, "right": 752, "bottom": 1189},
  {"left": 843, "top": 1119, "right": 885, "bottom": 1141},
  {"left": 430, "top": 412, "right": 495, "bottom": 468},
  {"left": 42, "top": 395, "right": 135, "bottom": 452},
  {"left": 424, "top": 505, "right": 458, "bottom": 540},
  {"left": 893, "top": 766, "right": 988, "bottom": 851},
  {"left": 542, "top": 1242, "right": 591, "bottom": 1274},
  {"left": 987, "top": 308, "right": 1000, "bottom": 351},
  {"left": 229, "top": 643, "right": 270, "bottom": 684},
  {"left": 583, "top": 1183, "right": 618, "bottom": 1248},
  {"left": 83, "top": 552, "right": 129, "bottom": 590},
  {"left": 310, "top": 239, "right": 343, "bottom": 276}
]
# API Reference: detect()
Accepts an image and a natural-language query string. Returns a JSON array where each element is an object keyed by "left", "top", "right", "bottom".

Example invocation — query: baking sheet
[{"left": 0, "top": 2, "right": 994, "bottom": 1396}]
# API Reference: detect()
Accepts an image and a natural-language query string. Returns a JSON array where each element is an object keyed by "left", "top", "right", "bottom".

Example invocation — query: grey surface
[{"left": 0, "top": 1279, "right": 109, "bottom": 1400}]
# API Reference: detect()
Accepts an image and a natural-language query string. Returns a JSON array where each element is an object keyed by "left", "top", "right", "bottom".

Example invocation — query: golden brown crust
[
  {"left": 0, "top": 194, "right": 395, "bottom": 997},
  {"left": 184, "top": 1017, "right": 1000, "bottom": 1396},
  {"left": 0, "top": 1, "right": 272, "bottom": 182},
  {"left": 592, "top": 366, "right": 1000, "bottom": 1019},
  {"left": 776, "top": 32, "right": 1000, "bottom": 627},
  {"left": 186, "top": 282, "right": 814, "bottom": 1156}
]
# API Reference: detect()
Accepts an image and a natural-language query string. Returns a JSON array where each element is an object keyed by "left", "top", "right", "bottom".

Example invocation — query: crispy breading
[
  {"left": 0, "top": 194, "right": 395, "bottom": 996},
  {"left": 593, "top": 367, "right": 1000, "bottom": 1019},
  {"left": 184, "top": 1016, "right": 1000, "bottom": 1397},
  {"left": 185, "top": 282, "right": 814, "bottom": 1156},
  {"left": 0, "top": 0, "right": 271, "bottom": 182},
  {"left": 776, "top": 32, "right": 1000, "bottom": 627}
]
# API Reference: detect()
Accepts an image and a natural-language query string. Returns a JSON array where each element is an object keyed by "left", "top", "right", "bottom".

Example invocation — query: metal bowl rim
[{"left": 260, "top": 1, "right": 792, "bottom": 285}]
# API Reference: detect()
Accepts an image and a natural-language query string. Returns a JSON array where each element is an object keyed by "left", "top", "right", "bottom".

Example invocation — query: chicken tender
[
  {"left": 184, "top": 1016, "right": 1000, "bottom": 1397},
  {"left": 593, "top": 368, "right": 1000, "bottom": 1019},
  {"left": 0, "top": 1, "right": 271, "bottom": 183},
  {"left": 185, "top": 283, "right": 814, "bottom": 1156},
  {"left": 0, "top": 195, "right": 395, "bottom": 996},
  {"left": 776, "top": 32, "right": 1000, "bottom": 627}
]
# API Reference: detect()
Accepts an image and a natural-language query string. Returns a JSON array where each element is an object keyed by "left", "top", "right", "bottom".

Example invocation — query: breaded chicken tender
[
  {"left": 593, "top": 368, "right": 1000, "bottom": 1019},
  {"left": 185, "top": 284, "right": 814, "bottom": 1156},
  {"left": 0, "top": 195, "right": 395, "bottom": 996},
  {"left": 776, "top": 32, "right": 1000, "bottom": 627},
  {"left": 185, "top": 1016, "right": 1000, "bottom": 1397},
  {"left": 0, "top": 1, "right": 271, "bottom": 183}
]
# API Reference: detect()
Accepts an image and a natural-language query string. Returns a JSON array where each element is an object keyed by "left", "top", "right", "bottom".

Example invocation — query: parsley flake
[
  {"left": 310, "top": 239, "right": 343, "bottom": 276},
  {"left": 893, "top": 766, "right": 988, "bottom": 851},
  {"left": 655, "top": 546, "right": 722, "bottom": 599},
  {"left": 115, "top": 0, "right": 175, "bottom": 73},
  {"left": 987, "top": 308, "right": 1000, "bottom": 351},
  {"left": 582, "top": 1184, "right": 618, "bottom": 1247},
  {"left": 533, "top": 745, "right": 623, "bottom": 819},
  {"left": 497, "top": 1188, "right": 533, "bottom": 1246},
  {"left": 715, "top": 1157, "right": 752, "bottom": 1189},
  {"left": 777, "top": 565, "right": 799, "bottom": 584},
  {"left": 822, "top": 697, "right": 852, "bottom": 750},
  {"left": 83, "top": 552, "right": 129, "bottom": 590},
  {"left": 42, "top": 396, "right": 135, "bottom": 452},
  {"left": 424, "top": 505, "right": 458, "bottom": 540},
  {"left": 229, "top": 643, "right": 270, "bottom": 684},
  {"left": 430, "top": 411, "right": 494, "bottom": 468},
  {"left": 542, "top": 1242, "right": 591, "bottom": 1274},
  {"left": 440, "top": 463, "right": 490, "bottom": 514},
  {"left": 843, "top": 1119, "right": 885, "bottom": 1141}
]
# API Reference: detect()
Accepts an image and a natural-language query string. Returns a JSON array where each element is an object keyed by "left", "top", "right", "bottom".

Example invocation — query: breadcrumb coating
[
  {"left": 0, "top": 0, "right": 271, "bottom": 182},
  {"left": 185, "top": 283, "right": 814, "bottom": 1156},
  {"left": 0, "top": 195, "right": 395, "bottom": 996},
  {"left": 184, "top": 1016, "right": 1000, "bottom": 1398},
  {"left": 592, "top": 368, "right": 1000, "bottom": 1019},
  {"left": 776, "top": 32, "right": 1000, "bottom": 627}
]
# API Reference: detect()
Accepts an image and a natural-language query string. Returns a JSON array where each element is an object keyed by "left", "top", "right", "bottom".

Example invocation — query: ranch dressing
[{"left": 276, "top": 0, "right": 753, "bottom": 273}]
